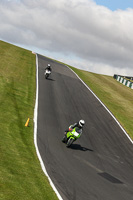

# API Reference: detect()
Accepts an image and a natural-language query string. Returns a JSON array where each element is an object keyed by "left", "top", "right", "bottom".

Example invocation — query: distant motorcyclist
[
  {"left": 64, "top": 119, "right": 85, "bottom": 136},
  {"left": 45, "top": 64, "right": 52, "bottom": 72},
  {"left": 44, "top": 64, "right": 52, "bottom": 79}
]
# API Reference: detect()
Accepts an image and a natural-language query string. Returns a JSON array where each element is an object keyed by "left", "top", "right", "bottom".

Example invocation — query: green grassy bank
[
  {"left": 69, "top": 66, "right": 133, "bottom": 140},
  {"left": 0, "top": 40, "right": 132, "bottom": 200},
  {"left": 0, "top": 40, "right": 58, "bottom": 200}
]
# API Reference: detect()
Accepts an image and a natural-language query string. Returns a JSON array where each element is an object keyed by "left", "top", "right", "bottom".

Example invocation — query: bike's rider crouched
[
  {"left": 65, "top": 119, "right": 85, "bottom": 136},
  {"left": 45, "top": 64, "right": 52, "bottom": 72}
]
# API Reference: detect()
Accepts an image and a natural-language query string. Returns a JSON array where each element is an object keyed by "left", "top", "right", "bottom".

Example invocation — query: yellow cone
[{"left": 25, "top": 118, "right": 30, "bottom": 127}]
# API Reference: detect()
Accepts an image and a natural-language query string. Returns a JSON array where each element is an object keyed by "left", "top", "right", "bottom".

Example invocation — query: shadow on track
[
  {"left": 46, "top": 78, "right": 55, "bottom": 81},
  {"left": 69, "top": 144, "right": 93, "bottom": 152}
]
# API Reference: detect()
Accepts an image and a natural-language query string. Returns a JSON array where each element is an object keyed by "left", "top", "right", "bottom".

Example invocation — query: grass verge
[
  {"left": 69, "top": 66, "right": 133, "bottom": 140},
  {"left": 0, "top": 40, "right": 58, "bottom": 200},
  {"left": 1, "top": 40, "right": 132, "bottom": 200}
]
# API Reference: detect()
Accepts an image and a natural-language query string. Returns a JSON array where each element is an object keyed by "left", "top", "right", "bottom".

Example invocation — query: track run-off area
[{"left": 34, "top": 54, "right": 133, "bottom": 200}]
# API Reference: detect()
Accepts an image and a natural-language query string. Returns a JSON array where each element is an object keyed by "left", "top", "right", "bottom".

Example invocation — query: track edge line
[
  {"left": 67, "top": 65, "right": 133, "bottom": 144},
  {"left": 33, "top": 54, "right": 63, "bottom": 200}
]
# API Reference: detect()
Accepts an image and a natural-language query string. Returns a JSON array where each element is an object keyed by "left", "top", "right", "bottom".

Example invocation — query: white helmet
[
  {"left": 79, "top": 119, "right": 85, "bottom": 127},
  {"left": 48, "top": 64, "right": 50, "bottom": 67}
]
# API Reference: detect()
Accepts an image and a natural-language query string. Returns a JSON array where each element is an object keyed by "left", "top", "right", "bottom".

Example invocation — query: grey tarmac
[{"left": 37, "top": 54, "right": 133, "bottom": 200}]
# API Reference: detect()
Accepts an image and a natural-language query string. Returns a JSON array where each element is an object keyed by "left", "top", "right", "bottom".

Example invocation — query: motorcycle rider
[
  {"left": 64, "top": 119, "right": 85, "bottom": 136},
  {"left": 45, "top": 64, "right": 52, "bottom": 72}
]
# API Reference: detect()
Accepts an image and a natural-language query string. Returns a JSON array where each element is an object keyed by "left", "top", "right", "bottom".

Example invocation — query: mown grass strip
[
  {"left": 0, "top": 40, "right": 58, "bottom": 200},
  {"left": 69, "top": 66, "right": 133, "bottom": 140}
]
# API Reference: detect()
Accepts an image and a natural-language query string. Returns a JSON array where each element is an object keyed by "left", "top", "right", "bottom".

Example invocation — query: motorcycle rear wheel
[{"left": 62, "top": 135, "right": 67, "bottom": 143}]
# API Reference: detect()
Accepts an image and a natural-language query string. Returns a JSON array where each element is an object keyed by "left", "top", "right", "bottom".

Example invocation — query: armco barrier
[{"left": 114, "top": 74, "right": 133, "bottom": 89}]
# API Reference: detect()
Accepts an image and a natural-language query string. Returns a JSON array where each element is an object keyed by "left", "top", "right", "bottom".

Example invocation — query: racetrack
[{"left": 37, "top": 54, "right": 133, "bottom": 200}]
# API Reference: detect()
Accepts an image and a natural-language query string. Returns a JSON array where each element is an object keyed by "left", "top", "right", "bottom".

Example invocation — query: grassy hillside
[
  {"left": 0, "top": 40, "right": 58, "bottom": 200},
  {"left": 0, "top": 40, "right": 132, "bottom": 200},
  {"left": 69, "top": 66, "right": 133, "bottom": 140}
]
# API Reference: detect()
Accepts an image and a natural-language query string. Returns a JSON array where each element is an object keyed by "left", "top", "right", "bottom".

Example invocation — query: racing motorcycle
[
  {"left": 62, "top": 127, "right": 81, "bottom": 147},
  {"left": 44, "top": 69, "right": 51, "bottom": 79}
]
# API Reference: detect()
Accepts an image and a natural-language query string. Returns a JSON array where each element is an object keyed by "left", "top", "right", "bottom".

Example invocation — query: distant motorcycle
[
  {"left": 62, "top": 128, "right": 81, "bottom": 147},
  {"left": 44, "top": 69, "right": 51, "bottom": 79}
]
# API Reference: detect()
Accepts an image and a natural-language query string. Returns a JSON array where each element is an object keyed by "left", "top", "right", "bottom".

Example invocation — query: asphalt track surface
[{"left": 37, "top": 54, "right": 133, "bottom": 200}]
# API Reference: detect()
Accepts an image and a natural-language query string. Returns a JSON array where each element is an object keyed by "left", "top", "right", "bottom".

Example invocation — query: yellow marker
[{"left": 25, "top": 118, "right": 30, "bottom": 127}]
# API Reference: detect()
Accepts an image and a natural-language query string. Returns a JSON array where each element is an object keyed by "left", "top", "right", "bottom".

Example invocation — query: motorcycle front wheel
[
  {"left": 66, "top": 138, "right": 74, "bottom": 147},
  {"left": 45, "top": 74, "right": 48, "bottom": 79}
]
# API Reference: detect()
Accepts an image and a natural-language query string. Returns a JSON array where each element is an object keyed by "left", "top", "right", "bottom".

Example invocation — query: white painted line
[
  {"left": 67, "top": 66, "right": 133, "bottom": 144},
  {"left": 34, "top": 54, "right": 63, "bottom": 200}
]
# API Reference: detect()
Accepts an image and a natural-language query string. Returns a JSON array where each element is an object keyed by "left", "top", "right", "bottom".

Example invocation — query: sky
[
  {"left": 0, "top": 0, "right": 133, "bottom": 76},
  {"left": 95, "top": 0, "right": 133, "bottom": 11}
]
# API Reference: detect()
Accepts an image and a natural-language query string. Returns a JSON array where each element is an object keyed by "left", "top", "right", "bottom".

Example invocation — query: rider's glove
[{"left": 69, "top": 128, "right": 72, "bottom": 132}]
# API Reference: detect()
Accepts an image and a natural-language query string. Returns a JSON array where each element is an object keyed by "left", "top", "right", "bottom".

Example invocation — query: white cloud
[{"left": 0, "top": 0, "right": 133, "bottom": 76}]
